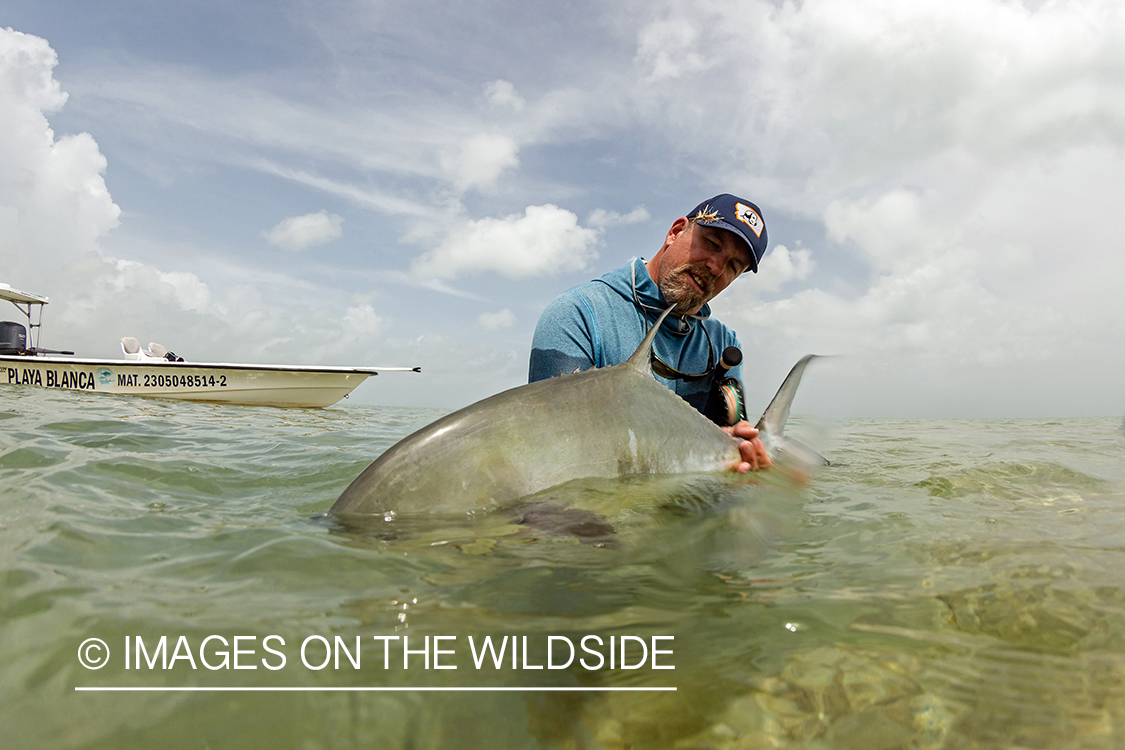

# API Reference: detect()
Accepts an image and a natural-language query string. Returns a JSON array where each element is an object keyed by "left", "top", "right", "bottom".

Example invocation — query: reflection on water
[{"left": 1, "top": 389, "right": 1124, "bottom": 748}]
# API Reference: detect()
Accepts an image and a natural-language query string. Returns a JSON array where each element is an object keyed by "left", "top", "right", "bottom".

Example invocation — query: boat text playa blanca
[{"left": 0, "top": 283, "right": 419, "bottom": 408}]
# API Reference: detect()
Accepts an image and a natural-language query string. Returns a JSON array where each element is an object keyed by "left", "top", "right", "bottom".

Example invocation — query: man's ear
[{"left": 667, "top": 216, "right": 690, "bottom": 241}]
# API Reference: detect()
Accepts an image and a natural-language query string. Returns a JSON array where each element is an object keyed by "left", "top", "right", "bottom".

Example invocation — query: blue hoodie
[{"left": 528, "top": 258, "right": 744, "bottom": 414}]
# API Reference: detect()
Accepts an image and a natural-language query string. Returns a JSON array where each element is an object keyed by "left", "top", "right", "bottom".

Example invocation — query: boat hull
[{"left": 0, "top": 355, "right": 382, "bottom": 408}]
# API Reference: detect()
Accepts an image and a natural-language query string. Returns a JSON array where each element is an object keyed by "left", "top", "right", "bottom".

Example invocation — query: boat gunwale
[{"left": 0, "top": 354, "right": 420, "bottom": 375}]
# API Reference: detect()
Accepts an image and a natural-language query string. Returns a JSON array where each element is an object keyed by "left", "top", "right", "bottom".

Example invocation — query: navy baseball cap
[{"left": 686, "top": 194, "right": 768, "bottom": 273}]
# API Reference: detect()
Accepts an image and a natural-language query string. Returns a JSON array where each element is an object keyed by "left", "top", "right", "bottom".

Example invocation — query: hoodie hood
[{"left": 595, "top": 258, "right": 711, "bottom": 336}]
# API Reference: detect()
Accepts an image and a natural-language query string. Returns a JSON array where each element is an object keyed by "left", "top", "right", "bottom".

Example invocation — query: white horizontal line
[{"left": 75, "top": 686, "right": 675, "bottom": 692}]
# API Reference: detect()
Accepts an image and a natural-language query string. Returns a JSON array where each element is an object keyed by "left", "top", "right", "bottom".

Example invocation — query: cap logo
[{"left": 735, "top": 202, "right": 764, "bottom": 238}]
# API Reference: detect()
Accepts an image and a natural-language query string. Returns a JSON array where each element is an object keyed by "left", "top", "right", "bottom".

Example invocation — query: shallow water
[{"left": 2, "top": 386, "right": 1124, "bottom": 749}]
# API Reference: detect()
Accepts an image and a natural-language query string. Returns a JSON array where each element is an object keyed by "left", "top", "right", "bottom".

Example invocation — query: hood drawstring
[
  {"left": 630, "top": 259, "right": 715, "bottom": 382},
  {"left": 629, "top": 258, "right": 708, "bottom": 334}
]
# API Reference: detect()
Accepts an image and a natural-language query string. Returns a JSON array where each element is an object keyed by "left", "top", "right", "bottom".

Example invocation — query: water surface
[{"left": 2, "top": 387, "right": 1123, "bottom": 748}]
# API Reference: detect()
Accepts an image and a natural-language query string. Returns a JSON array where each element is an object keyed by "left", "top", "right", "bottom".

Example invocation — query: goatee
[{"left": 658, "top": 265, "right": 712, "bottom": 314}]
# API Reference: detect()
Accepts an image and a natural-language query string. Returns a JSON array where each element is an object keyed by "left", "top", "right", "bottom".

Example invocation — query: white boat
[{"left": 1, "top": 283, "right": 420, "bottom": 408}]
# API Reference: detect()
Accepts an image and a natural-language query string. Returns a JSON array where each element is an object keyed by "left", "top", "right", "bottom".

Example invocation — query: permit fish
[{"left": 331, "top": 308, "right": 818, "bottom": 517}]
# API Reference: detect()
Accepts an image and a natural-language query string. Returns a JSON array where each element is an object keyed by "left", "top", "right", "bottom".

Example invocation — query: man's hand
[{"left": 722, "top": 421, "right": 771, "bottom": 472}]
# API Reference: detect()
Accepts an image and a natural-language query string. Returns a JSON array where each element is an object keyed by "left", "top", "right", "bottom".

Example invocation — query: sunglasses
[{"left": 647, "top": 315, "right": 716, "bottom": 382}]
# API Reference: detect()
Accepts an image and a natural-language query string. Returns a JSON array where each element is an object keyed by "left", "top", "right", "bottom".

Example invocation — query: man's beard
[{"left": 657, "top": 264, "right": 714, "bottom": 314}]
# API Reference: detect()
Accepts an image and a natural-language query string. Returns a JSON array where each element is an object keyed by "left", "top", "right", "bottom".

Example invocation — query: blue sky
[{"left": 3, "top": 0, "right": 1123, "bottom": 417}]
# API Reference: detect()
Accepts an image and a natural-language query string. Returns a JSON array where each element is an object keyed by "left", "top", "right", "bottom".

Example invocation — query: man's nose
[{"left": 703, "top": 251, "right": 727, "bottom": 275}]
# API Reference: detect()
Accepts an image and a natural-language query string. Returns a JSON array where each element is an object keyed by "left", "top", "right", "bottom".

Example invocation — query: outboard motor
[
  {"left": 0, "top": 321, "right": 28, "bottom": 355},
  {"left": 704, "top": 346, "right": 748, "bottom": 427}
]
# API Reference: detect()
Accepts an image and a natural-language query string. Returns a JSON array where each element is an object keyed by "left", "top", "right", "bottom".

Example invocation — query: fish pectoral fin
[
  {"left": 513, "top": 501, "right": 618, "bottom": 545},
  {"left": 776, "top": 436, "right": 830, "bottom": 466}
]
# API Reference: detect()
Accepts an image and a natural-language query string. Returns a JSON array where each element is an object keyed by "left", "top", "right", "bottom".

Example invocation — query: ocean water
[{"left": 2, "top": 386, "right": 1124, "bottom": 749}]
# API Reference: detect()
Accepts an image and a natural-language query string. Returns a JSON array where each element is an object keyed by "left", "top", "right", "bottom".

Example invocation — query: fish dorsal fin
[
  {"left": 626, "top": 306, "right": 675, "bottom": 375},
  {"left": 755, "top": 354, "right": 817, "bottom": 443}
]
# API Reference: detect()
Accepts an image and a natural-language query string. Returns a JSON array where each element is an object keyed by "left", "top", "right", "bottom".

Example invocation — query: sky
[{"left": 2, "top": 0, "right": 1123, "bottom": 418}]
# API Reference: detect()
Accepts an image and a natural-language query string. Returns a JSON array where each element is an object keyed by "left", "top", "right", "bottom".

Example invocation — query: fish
[{"left": 331, "top": 307, "right": 819, "bottom": 517}]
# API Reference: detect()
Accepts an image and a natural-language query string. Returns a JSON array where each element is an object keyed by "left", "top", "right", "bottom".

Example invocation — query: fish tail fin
[{"left": 627, "top": 306, "right": 675, "bottom": 375}]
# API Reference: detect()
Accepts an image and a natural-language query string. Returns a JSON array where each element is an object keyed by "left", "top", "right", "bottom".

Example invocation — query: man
[{"left": 529, "top": 193, "right": 771, "bottom": 472}]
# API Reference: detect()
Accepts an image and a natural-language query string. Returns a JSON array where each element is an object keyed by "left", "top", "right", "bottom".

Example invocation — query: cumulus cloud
[
  {"left": 755, "top": 245, "right": 817, "bottom": 295},
  {"left": 261, "top": 210, "right": 344, "bottom": 251},
  {"left": 635, "top": 0, "right": 1125, "bottom": 415},
  {"left": 632, "top": 0, "right": 1125, "bottom": 205},
  {"left": 412, "top": 204, "right": 600, "bottom": 280},
  {"left": 825, "top": 190, "right": 929, "bottom": 271},
  {"left": 337, "top": 303, "right": 385, "bottom": 346},
  {"left": 712, "top": 147, "right": 1124, "bottom": 416},
  {"left": 635, "top": 19, "right": 709, "bottom": 81},
  {"left": 0, "top": 28, "right": 120, "bottom": 281},
  {"left": 148, "top": 267, "right": 212, "bottom": 313},
  {"left": 477, "top": 308, "right": 516, "bottom": 330},
  {"left": 586, "top": 205, "right": 650, "bottom": 228},
  {"left": 439, "top": 133, "right": 520, "bottom": 191},
  {"left": 0, "top": 29, "right": 396, "bottom": 371},
  {"left": 484, "top": 80, "right": 525, "bottom": 111}
]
